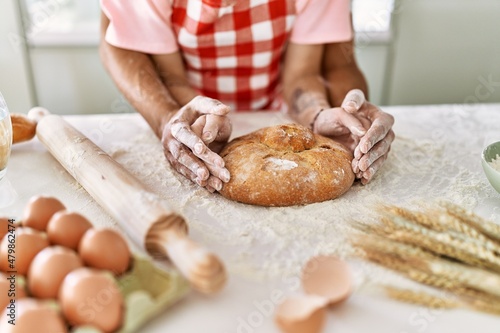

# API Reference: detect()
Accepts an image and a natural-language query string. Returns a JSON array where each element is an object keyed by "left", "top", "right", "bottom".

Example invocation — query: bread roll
[{"left": 219, "top": 124, "right": 355, "bottom": 207}]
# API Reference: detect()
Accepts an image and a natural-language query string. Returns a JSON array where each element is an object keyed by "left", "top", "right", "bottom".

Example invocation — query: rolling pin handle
[{"left": 145, "top": 216, "right": 227, "bottom": 294}]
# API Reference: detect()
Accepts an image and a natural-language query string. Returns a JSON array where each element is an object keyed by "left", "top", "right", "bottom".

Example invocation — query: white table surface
[{"left": 2, "top": 104, "right": 500, "bottom": 333}]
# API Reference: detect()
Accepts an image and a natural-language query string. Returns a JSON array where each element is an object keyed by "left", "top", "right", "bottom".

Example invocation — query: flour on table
[{"left": 106, "top": 111, "right": 500, "bottom": 289}]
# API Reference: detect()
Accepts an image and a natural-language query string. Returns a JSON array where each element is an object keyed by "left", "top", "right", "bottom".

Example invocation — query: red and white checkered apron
[{"left": 170, "top": 0, "right": 296, "bottom": 111}]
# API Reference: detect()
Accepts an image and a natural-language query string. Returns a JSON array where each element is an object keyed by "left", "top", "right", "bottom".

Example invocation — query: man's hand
[
  {"left": 161, "top": 96, "right": 232, "bottom": 192},
  {"left": 313, "top": 90, "right": 395, "bottom": 185}
]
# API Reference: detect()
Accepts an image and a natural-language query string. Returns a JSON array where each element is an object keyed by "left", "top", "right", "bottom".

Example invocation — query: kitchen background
[{"left": 1, "top": 0, "right": 500, "bottom": 115}]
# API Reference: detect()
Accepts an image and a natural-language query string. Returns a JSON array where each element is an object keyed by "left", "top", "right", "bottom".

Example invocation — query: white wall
[
  {"left": 4, "top": 0, "right": 500, "bottom": 113},
  {"left": 29, "top": 47, "right": 130, "bottom": 115},
  {"left": 0, "top": 0, "right": 35, "bottom": 113},
  {"left": 386, "top": 0, "right": 500, "bottom": 105}
]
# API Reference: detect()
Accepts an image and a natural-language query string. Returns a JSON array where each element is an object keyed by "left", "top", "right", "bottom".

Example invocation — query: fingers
[
  {"left": 341, "top": 89, "right": 365, "bottom": 113},
  {"left": 357, "top": 130, "right": 395, "bottom": 172},
  {"left": 166, "top": 132, "right": 230, "bottom": 184},
  {"left": 164, "top": 150, "right": 203, "bottom": 185},
  {"left": 315, "top": 107, "right": 366, "bottom": 137},
  {"left": 167, "top": 139, "right": 209, "bottom": 185},
  {"left": 206, "top": 161, "right": 230, "bottom": 184},
  {"left": 165, "top": 97, "right": 232, "bottom": 190},
  {"left": 358, "top": 111, "right": 394, "bottom": 154},
  {"left": 189, "top": 95, "right": 231, "bottom": 116},
  {"left": 359, "top": 153, "right": 389, "bottom": 185},
  {"left": 171, "top": 118, "right": 227, "bottom": 167},
  {"left": 207, "top": 175, "right": 223, "bottom": 192}
]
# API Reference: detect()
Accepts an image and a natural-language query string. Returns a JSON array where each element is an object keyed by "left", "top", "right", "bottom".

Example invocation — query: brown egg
[
  {"left": 59, "top": 267, "right": 123, "bottom": 333},
  {"left": 22, "top": 196, "right": 65, "bottom": 231},
  {"left": 28, "top": 246, "right": 83, "bottom": 299},
  {"left": 302, "top": 255, "right": 352, "bottom": 305},
  {"left": 0, "top": 272, "right": 27, "bottom": 310},
  {"left": 0, "top": 217, "right": 11, "bottom": 240},
  {"left": 78, "top": 229, "right": 131, "bottom": 275},
  {"left": 0, "top": 298, "right": 68, "bottom": 333},
  {"left": 47, "top": 211, "right": 93, "bottom": 250},
  {"left": 0, "top": 227, "right": 49, "bottom": 274},
  {"left": 275, "top": 295, "right": 328, "bottom": 333}
]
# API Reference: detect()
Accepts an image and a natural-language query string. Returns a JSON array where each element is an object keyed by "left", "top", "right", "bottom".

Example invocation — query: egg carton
[{"left": 73, "top": 255, "right": 190, "bottom": 333}]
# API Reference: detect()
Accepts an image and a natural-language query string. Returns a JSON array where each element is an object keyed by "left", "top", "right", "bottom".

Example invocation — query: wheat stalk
[
  {"left": 387, "top": 205, "right": 500, "bottom": 253},
  {"left": 355, "top": 236, "right": 500, "bottom": 297},
  {"left": 383, "top": 287, "right": 500, "bottom": 315},
  {"left": 377, "top": 212, "right": 500, "bottom": 273},
  {"left": 407, "top": 204, "right": 500, "bottom": 256},
  {"left": 358, "top": 240, "right": 500, "bottom": 315},
  {"left": 440, "top": 201, "right": 500, "bottom": 243},
  {"left": 384, "top": 286, "right": 459, "bottom": 309}
]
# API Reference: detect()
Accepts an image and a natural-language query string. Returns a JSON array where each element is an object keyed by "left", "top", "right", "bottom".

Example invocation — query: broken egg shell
[
  {"left": 47, "top": 211, "right": 93, "bottom": 250},
  {"left": 302, "top": 255, "right": 352, "bottom": 305},
  {"left": 275, "top": 295, "right": 328, "bottom": 333},
  {"left": 59, "top": 267, "right": 124, "bottom": 333},
  {"left": 0, "top": 272, "right": 27, "bottom": 310},
  {"left": 0, "top": 227, "right": 49, "bottom": 274},
  {"left": 0, "top": 298, "right": 68, "bottom": 333},
  {"left": 78, "top": 228, "right": 131, "bottom": 275},
  {"left": 22, "top": 196, "right": 65, "bottom": 231},
  {"left": 28, "top": 246, "right": 83, "bottom": 299}
]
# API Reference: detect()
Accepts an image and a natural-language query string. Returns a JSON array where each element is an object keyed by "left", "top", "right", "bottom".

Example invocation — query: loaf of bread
[
  {"left": 12, "top": 113, "right": 37, "bottom": 144},
  {"left": 219, "top": 123, "right": 355, "bottom": 207}
]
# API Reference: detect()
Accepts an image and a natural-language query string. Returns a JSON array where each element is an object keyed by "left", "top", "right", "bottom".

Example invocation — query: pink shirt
[
  {"left": 102, "top": 0, "right": 352, "bottom": 53},
  {"left": 101, "top": 0, "right": 353, "bottom": 110}
]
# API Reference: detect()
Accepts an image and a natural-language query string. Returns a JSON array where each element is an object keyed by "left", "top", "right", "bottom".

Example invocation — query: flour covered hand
[
  {"left": 313, "top": 90, "right": 394, "bottom": 185},
  {"left": 161, "top": 96, "right": 232, "bottom": 192}
]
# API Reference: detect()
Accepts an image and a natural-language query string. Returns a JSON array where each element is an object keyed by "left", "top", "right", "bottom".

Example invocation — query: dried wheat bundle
[{"left": 353, "top": 202, "right": 500, "bottom": 316}]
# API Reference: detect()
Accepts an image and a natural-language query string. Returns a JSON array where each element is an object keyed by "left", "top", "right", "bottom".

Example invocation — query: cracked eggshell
[
  {"left": 302, "top": 255, "right": 352, "bottom": 305},
  {"left": 275, "top": 295, "right": 328, "bottom": 333}
]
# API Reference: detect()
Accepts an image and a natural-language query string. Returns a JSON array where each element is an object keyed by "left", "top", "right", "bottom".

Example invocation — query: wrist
[
  {"left": 157, "top": 108, "right": 178, "bottom": 137},
  {"left": 311, "top": 108, "right": 326, "bottom": 132}
]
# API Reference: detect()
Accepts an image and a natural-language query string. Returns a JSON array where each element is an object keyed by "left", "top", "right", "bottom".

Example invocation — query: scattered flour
[
  {"left": 103, "top": 108, "right": 500, "bottom": 290},
  {"left": 489, "top": 154, "right": 500, "bottom": 172}
]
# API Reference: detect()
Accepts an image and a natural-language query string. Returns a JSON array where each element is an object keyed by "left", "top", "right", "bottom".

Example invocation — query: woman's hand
[
  {"left": 313, "top": 90, "right": 395, "bottom": 185},
  {"left": 161, "top": 96, "right": 232, "bottom": 192}
]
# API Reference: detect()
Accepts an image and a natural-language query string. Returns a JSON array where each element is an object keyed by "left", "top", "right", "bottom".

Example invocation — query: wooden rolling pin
[{"left": 36, "top": 110, "right": 226, "bottom": 294}]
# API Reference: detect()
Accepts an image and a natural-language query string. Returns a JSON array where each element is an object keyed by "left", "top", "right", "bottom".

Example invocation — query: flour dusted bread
[{"left": 219, "top": 124, "right": 355, "bottom": 207}]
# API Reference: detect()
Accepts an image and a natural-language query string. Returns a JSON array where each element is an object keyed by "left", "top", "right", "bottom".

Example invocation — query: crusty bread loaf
[
  {"left": 12, "top": 113, "right": 37, "bottom": 144},
  {"left": 219, "top": 123, "right": 355, "bottom": 207}
]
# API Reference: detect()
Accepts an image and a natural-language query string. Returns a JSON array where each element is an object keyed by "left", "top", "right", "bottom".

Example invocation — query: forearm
[
  {"left": 99, "top": 13, "right": 196, "bottom": 137},
  {"left": 323, "top": 41, "right": 369, "bottom": 107},
  {"left": 99, "top": 42, "right": 176, "bottom": 137},
  {"left": 324, "top": 64, "right": 368, "bottom": 107},
  {"left": 283, "top": 43, "right": 330, "bottom": 128},
  {"left": 284, "top": 75, "right": 330, "bottom": 128}
]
